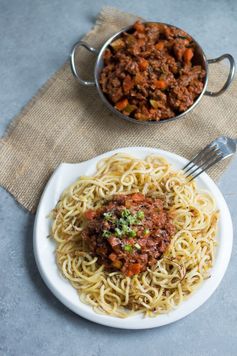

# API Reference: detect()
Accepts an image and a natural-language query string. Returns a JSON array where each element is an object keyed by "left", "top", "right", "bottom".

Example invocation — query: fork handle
[{"left": 205, "top": 54, "right": 236, "bottom": 97}]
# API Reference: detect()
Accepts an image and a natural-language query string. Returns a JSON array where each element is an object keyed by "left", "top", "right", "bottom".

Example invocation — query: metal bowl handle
[
  {"left": 70, "top": 41, "right": 98, "bottom": 86},
  {"left": 205, "top": 54, "right": 236, "bottom": 97}
]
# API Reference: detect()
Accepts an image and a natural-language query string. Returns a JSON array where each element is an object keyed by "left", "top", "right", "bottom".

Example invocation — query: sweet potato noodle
[
  {"left": 100, "top": 21, "right": 206, "bottom": 121},
  {"left": 50, "top": 154, "right": 218, "bottom": 318}
]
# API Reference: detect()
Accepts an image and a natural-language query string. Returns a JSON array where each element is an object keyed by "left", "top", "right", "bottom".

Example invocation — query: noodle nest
[{"left": 50, "top": 154, "right": 218, "bottom": 318}]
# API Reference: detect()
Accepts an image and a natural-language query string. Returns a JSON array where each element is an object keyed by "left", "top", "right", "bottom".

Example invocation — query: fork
[{"left": 182, "top": 136, "right": 237, "bottom": 181}]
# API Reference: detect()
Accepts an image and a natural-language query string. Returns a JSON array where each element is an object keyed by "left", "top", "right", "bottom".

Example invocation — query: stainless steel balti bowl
[{"left": 70, "top": 22, "right": 236, "bottom": 125}]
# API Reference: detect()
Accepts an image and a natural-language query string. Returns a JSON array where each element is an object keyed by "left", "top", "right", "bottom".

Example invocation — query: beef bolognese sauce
[
  {"left": 99, "top": 21, "right": 206, "bottom": 121},
  {"left": 82, "top": 193, "right": 175, "bottom": 277}
]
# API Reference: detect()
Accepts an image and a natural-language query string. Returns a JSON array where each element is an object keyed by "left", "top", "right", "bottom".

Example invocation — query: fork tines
[{"left": 183, "top": 144, "right": 224, "bottom": 181}]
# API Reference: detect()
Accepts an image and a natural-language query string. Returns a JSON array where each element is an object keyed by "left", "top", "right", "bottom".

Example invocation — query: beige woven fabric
[{"left": 0, "top": 7, "right": 236, "bottom": 213}]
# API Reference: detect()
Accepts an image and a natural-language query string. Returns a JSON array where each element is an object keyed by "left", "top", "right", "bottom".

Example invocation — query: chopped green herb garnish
[
  {"left": 124, "top": 244, "right": 133, "bottom": 252},
  {"left": 134, "top": 243, "right": 141, "bottom": 250},
  {"left": 102, "top": 230, "right": 111, "bottom": 238},
  {"left": 115, "top": 227, "right": 123, "bottom": 237},
  {"left": 121, "top": 224, "right": 130, "bottom": 234},
  {"left": 143, "top": 228, "right": 150, "bottom": 235},
  {"left": 136, "top": 211, "right": 144, "bottom": 220},
  {"left": 128, "top": 229, "right": 136, "bottom": 237},
  {"left": 103, "top": 212, "right": 113, "bottom": 221},
  {"left": 177, "top": 35, "right": 187, "bottom": 40},
  {"left": 102, "top": 209, "right": 145, "bottom": 239},
  {"left": 121, "top": 209, "right": 131, "bottom": 218},
  {"left": 118, "top": 217, "right": 127, "bottom": 226},
  {"left": 127, "top": 215, "right": 137, "bottom": 225}
]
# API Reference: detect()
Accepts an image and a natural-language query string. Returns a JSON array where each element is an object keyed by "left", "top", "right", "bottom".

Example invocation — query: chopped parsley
[
  {"left": 128, "top": 229, "right": 136, "bottom": 237},
  {"left": 102, "top": 230, "right": 111, "bottom": 238},
  {"left": 123, "top": 244, "right": 133, "bottom": 252},
  {"left": 176, "top": 35, "right": 187, "bottom": 40},
  {"left": 127, "top": 214, "right": 137, "bottom": 225},
  {"left": 121, "top": 224, "right": 130, "bottom": 234},
  {"left": 103, "top": 212, "right": 114, "bottom": 221},
  {"left": 102, "top": 208, "right": 145, "bottom": 239},
  {"left": 134, "top": 243, "right": 141, "bottom": 250},
  {"left": 143, "top": 228, "right": 150, "bottom": 235},
  {"left": 121, "top": 209, "right": 131, "bottom": 218},
  {"left": 114, "top": 227, "right": 123, "bottom": 237},
  {"left": 136, "top": 210, "right": 144, "bottom": 220}
]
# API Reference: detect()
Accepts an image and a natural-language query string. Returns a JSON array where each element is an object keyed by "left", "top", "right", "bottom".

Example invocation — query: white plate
[{"left": 33, "top": 147, "right": 233, "bottom": 329}]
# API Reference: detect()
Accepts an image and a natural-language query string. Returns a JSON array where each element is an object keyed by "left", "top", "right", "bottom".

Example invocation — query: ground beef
[{"left": 99, "top": 21, "right": 206, "bottom": 121}]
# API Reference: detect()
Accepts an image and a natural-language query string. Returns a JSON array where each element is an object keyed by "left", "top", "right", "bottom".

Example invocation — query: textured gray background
[{"left": 0, "top": 1, "right": 237, "bottom": 355}]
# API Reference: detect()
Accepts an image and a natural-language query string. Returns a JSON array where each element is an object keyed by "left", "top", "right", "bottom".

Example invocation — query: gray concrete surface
[{"left": 0, "top": 1, "right": 237, "bottom": 355}]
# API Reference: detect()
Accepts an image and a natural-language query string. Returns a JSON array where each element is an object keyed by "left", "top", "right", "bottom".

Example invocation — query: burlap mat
[{"left": 0, "top": 7, "right": 236, "bottom": 213}]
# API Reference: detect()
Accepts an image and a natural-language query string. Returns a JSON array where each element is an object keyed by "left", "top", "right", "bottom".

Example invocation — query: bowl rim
[{"left": 94, "top": 21, "right": 209, "bottom": 125}]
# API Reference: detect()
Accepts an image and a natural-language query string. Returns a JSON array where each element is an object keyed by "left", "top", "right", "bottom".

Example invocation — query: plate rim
[{"left": 33, "top": 147, "right": 233, "bottom": 329}]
